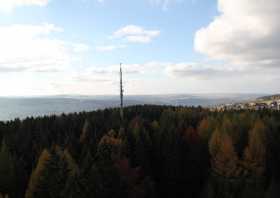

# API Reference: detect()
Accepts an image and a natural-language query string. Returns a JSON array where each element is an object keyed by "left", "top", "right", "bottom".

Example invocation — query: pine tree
[
  {"left": 93, "top": 130, "right": 125, "bottom": 198},
  {"left": 80, "top": 120, "right": 91, "bottom": 144},
  {"left": 0, "top": 140, "right": 15, "bottom": 197}
]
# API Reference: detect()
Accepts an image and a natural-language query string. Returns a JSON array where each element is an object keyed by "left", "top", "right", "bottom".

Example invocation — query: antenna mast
[{"left": 120, "top": 63, "right": 124, "bottom": 121}]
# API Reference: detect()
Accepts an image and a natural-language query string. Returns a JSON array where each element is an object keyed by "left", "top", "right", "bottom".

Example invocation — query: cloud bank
[
  {"left": 0, "top": 23, "right": 88, "bottom": 73},
  {"left": 194, "top": 0, "right": 280, "bottom": 68}
]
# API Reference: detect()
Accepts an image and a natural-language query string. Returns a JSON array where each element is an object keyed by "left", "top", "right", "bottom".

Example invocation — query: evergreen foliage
[{"left": 0, "top": 105, "right": 279, "bottom": 198}]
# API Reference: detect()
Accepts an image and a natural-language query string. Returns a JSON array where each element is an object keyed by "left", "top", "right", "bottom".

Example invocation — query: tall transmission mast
[{"left": 120, "top": 63, "right": 124, "bottom": 122}]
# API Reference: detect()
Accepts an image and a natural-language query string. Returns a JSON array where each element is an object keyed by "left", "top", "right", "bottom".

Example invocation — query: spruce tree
[{"left": 0, "top": 140, "right": 15, "bottom": 197}]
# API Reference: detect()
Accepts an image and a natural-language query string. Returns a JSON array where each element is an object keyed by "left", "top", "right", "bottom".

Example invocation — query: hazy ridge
[{"left": 0, "top": 93, "right": 265, "bottom": 121}]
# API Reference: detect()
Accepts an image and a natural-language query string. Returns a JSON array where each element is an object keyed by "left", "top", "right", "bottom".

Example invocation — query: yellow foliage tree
[
  {"left": 97, "top": 130, "right": 123, "bottom": 162},
  {"left": 197, "top": 118, "right": 210, "bottom": 141},
  {"left": 25, "top": 149, "right": 51, "bottom": 198},
  {"left": 209, "top": 128, "right": 222, "bottom": 157},
  {"left": 25, "top": 147, "right": 78, "bottom": 198},
  {"left": 243, "top": 120, "right": 266, "bottom": 177},
  {"left": 213, "top": 133, "right": 238, "bottom": 177},
  {"left": 209, "top": 129, "right": 239, "bottom": 177}
]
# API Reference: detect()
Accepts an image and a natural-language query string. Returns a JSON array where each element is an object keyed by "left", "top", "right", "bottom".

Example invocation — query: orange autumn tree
[
  {"left": 25, "top": 146, "right": 78, "bottom": 198},
  {"left": 197, "top": 118, "right": 211, "bottom": 141},
  {"left": 184, "top": 126, "right": 199, "bottom": 144},
  {"left": 209, "top": 129, "right": 222, "bottom": 158},
  {"left": 25, "top": 149, "right": 51, "bottom": 198},
  {"left": 243, "top": 119, "right": 266, "bottom": 177},
  {"left": 209, "top": 128, "right": 239, "bottom": 178}
]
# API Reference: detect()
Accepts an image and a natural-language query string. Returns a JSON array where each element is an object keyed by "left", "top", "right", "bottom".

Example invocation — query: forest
[{"left": 0, "top": 105, "right": 280, "bottom": 198}]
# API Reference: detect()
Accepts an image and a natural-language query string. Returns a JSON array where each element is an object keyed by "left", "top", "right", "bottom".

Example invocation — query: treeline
[{"left": 1, "top": 105, "right": 280, "bottom": 198}]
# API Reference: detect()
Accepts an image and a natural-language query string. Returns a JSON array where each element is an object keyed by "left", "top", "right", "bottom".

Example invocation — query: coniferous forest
[{"left": 1, "top": 105, "right": 280, "bottom": 198}]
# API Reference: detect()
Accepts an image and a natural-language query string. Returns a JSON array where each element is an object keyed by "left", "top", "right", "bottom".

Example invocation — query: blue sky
[
  {"left": 4, "top": 0, "right": 216, "bottom": 63},
  {"left": 0, "top": 0, "right": 279, "bottom": 96}
]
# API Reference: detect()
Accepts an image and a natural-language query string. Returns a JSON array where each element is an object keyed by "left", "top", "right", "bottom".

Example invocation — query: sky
[{"left": 0, "top": 0, "right": 279, "bottom": 96}]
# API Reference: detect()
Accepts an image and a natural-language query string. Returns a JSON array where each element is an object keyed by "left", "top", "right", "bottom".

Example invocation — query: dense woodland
[{"left": 1, "top": 105, "right": 280, "bottom": 198}]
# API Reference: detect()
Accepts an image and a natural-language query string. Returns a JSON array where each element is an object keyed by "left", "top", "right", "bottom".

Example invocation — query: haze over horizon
[{"left": 0, "top": 0, "right": 279, "bottom": 96}]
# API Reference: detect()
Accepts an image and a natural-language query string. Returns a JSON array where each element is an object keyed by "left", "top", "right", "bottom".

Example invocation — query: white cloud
[
  {"left": 80, "top": 61, "right": 244, "bottom": 82},
  {"left": 0, "top": 23, "right": 88, "bottom": 73},
  {"left": 95, "top": 44, "right": 126, "bottom": 52},
  {"left": 113, "top": 25, "right": 160, "bottom": 43},
  {"left": 165, "top": 62, "right": 247, "bottom": 79},
  {"left": 194, "top": 0, "right": 280, "bottom": 68},
  {"left": 70, "top": 61, "right": 278, "bottom": 94},
  {"left": 72, "top": 61, "right": 167, "bottom": 86},
  {"left": 45, "top": 60, "right": 280, "bottom": 95},
  {"left": 0, "top": 0, "right": 49, "bottom": 12}
]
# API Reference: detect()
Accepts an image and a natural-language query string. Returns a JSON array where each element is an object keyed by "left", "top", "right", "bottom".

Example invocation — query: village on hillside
[{"left": 213, "top": 95, "right": 280, "bottom": 111}]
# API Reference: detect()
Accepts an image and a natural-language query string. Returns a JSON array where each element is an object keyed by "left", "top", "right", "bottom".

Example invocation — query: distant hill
[
  {"left": 0, "top": 93, "right": 263, "bottom": 121},
  {"left": 257, "top": 94, "right": 280, "bottom": 101}
]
